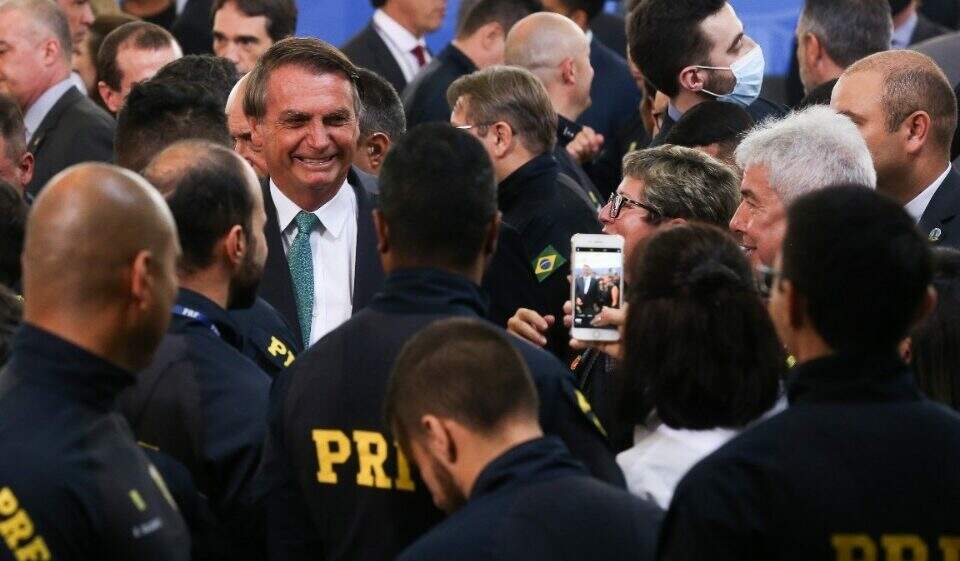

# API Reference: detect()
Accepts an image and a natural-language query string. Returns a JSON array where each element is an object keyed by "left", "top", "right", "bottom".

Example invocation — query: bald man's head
[
  {"left": 225, "top": 73, "right": 267, "bottom": 177},
  {"left": 23, "top": 163, "right": 179, "bottom": 370}
]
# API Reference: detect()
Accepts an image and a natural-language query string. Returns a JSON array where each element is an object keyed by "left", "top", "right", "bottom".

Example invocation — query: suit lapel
[
  {"left": 364, "top": 23, "right": 407, "bottom": 93},
  {"left": 349, "top": 168, "right": 385, "bottom": 313},
  {"left": 27, "top": 86, "right": 82, "bottom": 156},
  {"left": 918, "top": 167, "right": 960, "bottom": 245}
]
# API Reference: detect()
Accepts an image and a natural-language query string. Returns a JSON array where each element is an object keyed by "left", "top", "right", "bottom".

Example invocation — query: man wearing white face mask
[{"left": 627, "top": 0, "right": 787, "bottom": 146}]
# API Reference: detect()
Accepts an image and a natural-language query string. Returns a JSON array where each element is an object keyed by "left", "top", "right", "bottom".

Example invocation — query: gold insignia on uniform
[
  {"left": 128, "top": 489, "right": 147, "bottom": 512},
  {"left": 575, "top": 389, "right": 607, "bottom": 437},
  {"left": 148, "top": 464, "right": 178, "bottom": 511},
  {"left": 533, "top": 245, "right": 567, "bottom": 282}
]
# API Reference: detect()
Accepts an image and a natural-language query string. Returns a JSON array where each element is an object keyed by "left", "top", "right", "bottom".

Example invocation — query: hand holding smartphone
[{"left": 570, "top": 234, "right": 625, "bottom": 342}]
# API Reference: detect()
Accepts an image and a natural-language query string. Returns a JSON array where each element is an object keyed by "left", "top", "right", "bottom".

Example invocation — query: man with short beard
[{"left": 119, "top": 140, "right": 272, "bottom": 561}]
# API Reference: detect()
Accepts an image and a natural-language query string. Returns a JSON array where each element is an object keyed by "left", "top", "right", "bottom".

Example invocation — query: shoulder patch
[
  {"left": 532, "top": 245, "right": 567, "bottom": 282},
  {"left": 250, "top": 329, "right": 297, "bottom": 373}
]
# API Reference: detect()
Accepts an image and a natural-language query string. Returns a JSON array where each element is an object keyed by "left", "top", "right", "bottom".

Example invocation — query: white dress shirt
[
  {"left": 270, "top": 180, "right": 358, "bottom": 345},
  {"left": 617, "top": 424, "right": 738, "bottom": 509},
  {"left": 372, "top": 9, "right": 431, "bottom": 83},
  {"left": 23, "top": 77, "right": 75, "bottom": 142},
  {"left": 905, "top": 165, "right": 952, "bottom": 223}
]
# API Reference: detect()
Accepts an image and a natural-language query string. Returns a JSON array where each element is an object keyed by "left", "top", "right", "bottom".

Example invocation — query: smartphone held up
[{"left": 570, "top": 234, "right": 625, "bottom": 342}]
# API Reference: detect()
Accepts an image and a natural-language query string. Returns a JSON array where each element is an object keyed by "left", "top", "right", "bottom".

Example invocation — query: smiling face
[
  {"left": 599, "top": 176, "right": 663, "bottom": 277},
  {"left": 728, "top": 164, "right": 786, "bottom": 267},
  {"left": 256, "top": 64, "right": 359, "bottom": 210}
]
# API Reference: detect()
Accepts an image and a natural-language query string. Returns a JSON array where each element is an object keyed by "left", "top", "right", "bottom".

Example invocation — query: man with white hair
[
  {"left": 730, "top": 105, "right": 876, "bottom": 267},
  {"left": 225, "top": 73, "right": 267, "bottom": 177},
  {"left": 0, "top": 0, "right": 114, "bottom": 197}
]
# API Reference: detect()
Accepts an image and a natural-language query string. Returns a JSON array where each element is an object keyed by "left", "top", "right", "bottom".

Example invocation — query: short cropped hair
[
  {"left": 447, "top": 65, "right": 557, "bottom": 155},
  {"left": 735, "top": 105, "right": 877, "bottom": 204},
  {"left": 97, "top": 22, "right": 178, "bottom": 91},
  {"left": 357, "top": 67, "right": 406, "bottom": 141},
  {"left": 379, "top": 123, "right": 497, "bottom": 270},
  {"left": 456, "top": 0, "right": 541, "bottom": 38},
  {"left": 211, "top": 0, "right": 298, "bottom": 42},
  {"left": 797, "top": 0, "right": 892, "bottom": 69},
  {"left": 627, "top": 0, "right": 726, "bottom": 97},
  {"left": 245, "top": 37, "right": 361, "bottom": 122},
  {"left": 0, "top": 94, "right": 26, "bottom": 163},
  {"left": 622, "top": 144, "right": 741, "bottom": 226},
  {"left": 910, "top": 247, "right": 960, "bottom": 411},
  {"left": 152, "top": 54, "right": 240, "bottom": 106},
  {"left": 663, "top": 100, "right": 754, "bottom": 155},
  {"left": 0, "top": 0, "right": 72, "bottom": 63},
  {"left": 115, "top": 80, "right": 231, "bottom": 172},
  {"left": 783, "top": 185, "right": 932, "bottom": 353},
  {"left": 385, "top": 317, "right": 540, "bottom": 448},
  {"left": 0, "top": 180, "right": 26, "bottom": 288},
  {"left": 623, "top": 223, "right": 784, "bottom": 429},
  {"left": 143, "top": 141, "right": 255, "bottom": 274},
  {"left": 843, "top": 50, "right": 958, "bottom": 153}
]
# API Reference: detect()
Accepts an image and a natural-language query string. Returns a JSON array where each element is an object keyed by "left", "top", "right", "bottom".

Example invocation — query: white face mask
[{"left": 693, "top": 45, "right": 765, "bottom": 107}]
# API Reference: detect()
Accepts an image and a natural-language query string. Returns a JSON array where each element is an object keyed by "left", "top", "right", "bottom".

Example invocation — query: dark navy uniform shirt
[
  {"left": 660, "top": 352, "right": 960, "bottom": 561},
  {"left": 0, "top": 324, "right": 190, "bottom": 561},
  {"left": 119, "top": 288, "right": 271, "bottom": 561},
  {"left": 498, "top": 154, "right": 602, "bottom": 359},
  {"left": 397, "top": 436, "right": 661, "bottom": 561},
  {"left": 230, "top": 296, "right": 300, "bottom": 376},
  {"left": 261, "top": 269, "right": 623, "bottom": 561}
]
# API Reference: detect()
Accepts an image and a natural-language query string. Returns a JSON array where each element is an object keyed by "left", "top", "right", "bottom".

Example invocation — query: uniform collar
[
  {"left": 497, "top": 153, "right": 558, "bottom": 211},
  {"left": 470, "top": 437, "right": 585, "bottom": 500},
  {"left": 4, "top": 323, "right": 135, "bottom": 411},
  {"left": 369, "top": 267, "right": 489, "bottom": 317},
  {"left": 786, "top": 351, "right": 922, "bottom": 405},
  {"left": 173, "top": 288, "right": 242, "bottom": 348}
]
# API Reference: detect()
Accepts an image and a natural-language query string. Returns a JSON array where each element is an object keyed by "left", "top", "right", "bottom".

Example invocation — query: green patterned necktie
[{"left": 289, "top": 210, "right": 320, "bottom": 347}]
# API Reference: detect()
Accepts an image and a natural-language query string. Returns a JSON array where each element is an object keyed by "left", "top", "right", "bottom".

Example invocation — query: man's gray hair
[
  {"left": 735, "top": 105, "right": 877, "bottom": 204},
  {"left": 0, "top": 0, "right": 71, "bottom": 62},
  {"left": 797, "top": 0, "right": 892, "bottom": 68}
]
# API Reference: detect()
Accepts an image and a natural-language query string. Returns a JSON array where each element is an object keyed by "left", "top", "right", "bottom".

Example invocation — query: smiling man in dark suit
[
  {"left": 246, "top": 37, "right": 385, "bottom": 349},
  {"left": 0, "top": 0, "right": 114, "bottom": 197}
]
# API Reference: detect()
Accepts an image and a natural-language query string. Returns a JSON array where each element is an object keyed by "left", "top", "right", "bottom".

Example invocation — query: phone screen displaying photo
[{"left": 572, "top": 246, "right": 624, "bottom": 331}]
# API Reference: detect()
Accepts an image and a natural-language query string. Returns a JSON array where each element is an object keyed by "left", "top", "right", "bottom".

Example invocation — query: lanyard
[{"left": 171, "top": 305, "right": 221, "bottom": 337}]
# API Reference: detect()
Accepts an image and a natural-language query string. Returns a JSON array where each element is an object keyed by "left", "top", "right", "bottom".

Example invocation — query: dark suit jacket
[
  {"left": 919, "top": 166, "right": 960, "bottom": 249},
  {"left": 342, "top": 22, "right": 407, "bottom": 96},
  {"left": 913, "top": 12, "right": 952, "bottom": 44},
  {"left": 589, "top": 12, "right": 627, "bottom": 60},
  {"left": 259, "top": 168, "right": 385, "bottom": 345},
  {"left": 575, "top": 275, "right": 601, "bottom": 310},
  {"left": 797, "top": 78, "right": 839, "bottom": 109},
  {"left": 651, "top": 96, "right": 787, "bottom": 146},
  {"left": 577, "top": 38, "right": 642, "bottom": 141},
  {"left": 402, "top": 43, "right": 476, "bottom": 128},
  {"left": 26, "top": 86, "right": 115, "bottom": 197}
]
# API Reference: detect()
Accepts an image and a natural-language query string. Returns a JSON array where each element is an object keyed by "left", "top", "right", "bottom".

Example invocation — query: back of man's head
[
  {"left": 0, "top": 94, "right": 28, "bottom": 185},
  {"left": 152, "top": 54, "right": 240, "bottom": 106},
  {"left": 115, "top": 80, "right": 231, "bottom": 172},
  {"left": 211, "top": 0, "right": 298, "bottom": 42},
  {"left": 842, "top": 50, "right": 958, "bottom": 158},
  {"left": 0, "top": 179, "right": 26, "bottom": 288},
  {"left": 627, "top": 0, "right": 726, "bottom": 97},
  {"left": 96, "top": 21, "right": 178, "bottom": 92},
  {"left": 142, "top": 140, "right": 257, "bottom": 276},
  {"left": 386, "top": 317, "right": 540, "bottom": 452},
  {"left": 783, "top": 185, "right": 932, "bottom": 353},
  {"left": 378, "top": 122, "right": 497, "bottom": 272},
  {"left": 456, "top": 0, "right": 541, "bottom": 39},
  {"left": 357, "top": 67, "right": 406, "bottom": 141},
  {"left": 662, "top": 100, "right": 754, "bottom": 164},
  {"left": 736, "top": 105, "right": 876, "bottom": 204},
  {"left": 504, "top": 11, "right": 589, "bottom": 86},
  {"left": 797, "top": 0, "right": 891, "bottom": 69}
]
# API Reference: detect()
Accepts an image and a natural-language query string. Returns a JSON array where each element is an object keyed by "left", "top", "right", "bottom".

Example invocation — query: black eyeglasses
[{"left": 606, "top": 191, "right": 661, "bottom": 220}]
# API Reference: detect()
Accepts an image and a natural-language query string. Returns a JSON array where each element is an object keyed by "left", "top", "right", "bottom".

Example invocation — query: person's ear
[
  {"left": 666, "top": 217, "right": 687, "bottom": 227},
  {"left": 249, "top": 116, "right": 265, "bottom": 149},
  {"left": 97, "top": 81, "right": 122, "bottom": 114},
  {"left": 678, "top": 65, "right": 708, "bottom": 94},
  {"left": 421, "top": 414, "right": 457, "bottom": 465},
  {"left": 373, "top": 209, "right": 389, "bottom": 255},
  {"left": 560, "top": 57, "right": 576, "bottom": 85},
  {"left": 364, "top": 132, "right": 391, "bottom": 174},
  {"left": 41, "top": 37, "right": 60, "bottom": 67},
  {"left": 224, "top": 224, "right": 245, "bottom": 269},
  {"left": 18, "top": 151, "right": 33, "bottom": 192},
  {"left": 801, "top": 32, "right": 822, "bottom": 68},
  {"left": 491, "top": 121, "right": 513, "bottom": 158},
  {"left": 479, "top": 21, "right": 504, "bottom": 51},
  {"left": 129, "top": 249, "right": 156, "bottom": 313},
  {"left": 902, "top": 111, "right": 933, "bottom": 155}
]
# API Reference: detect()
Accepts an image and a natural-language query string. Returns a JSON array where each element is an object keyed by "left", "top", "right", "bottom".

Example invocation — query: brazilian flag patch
[{"left": 532, "top": 245, "right": 566, "bottom": 282}]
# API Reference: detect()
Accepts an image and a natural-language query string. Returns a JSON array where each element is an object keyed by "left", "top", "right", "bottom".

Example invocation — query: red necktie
[{"left": 411, "top": 45, "right": 427, "bottom": 68}]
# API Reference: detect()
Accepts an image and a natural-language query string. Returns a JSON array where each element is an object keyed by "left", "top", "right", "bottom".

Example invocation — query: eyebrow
[{"left": 728, "top": 31, "right": 744, "bottom": 53}]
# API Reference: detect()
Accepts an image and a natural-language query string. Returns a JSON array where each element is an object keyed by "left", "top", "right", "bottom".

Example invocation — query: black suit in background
[
  {"left": 578, "top": 38, "right": 642, "bottom": 142},
  {"left": 796, "top": 77, "right": 838, "bottom": 109},
  {"left": 651, "top": 96, "right": 787, "bottom": 147},
  {"left": 171, "top": 0, "right": 214, "bottom": 55},
  {"left": 575, "top": 274, "right": 602, "bottom": 313},
  {"left": 589, "top": 12, "right": 627, "bottom": 60},
  {"left": 342, "top": 22, "right": 408, "bottom": 96},
  {"left": 920, "top": 0, "right": 960, "bottom": 28},
  {"left": 918, "top": 166, "right": 960, "bottom": 249},
  {"left": 402, "top": 43, "right": 476, "bottom": 128},
  {"left": 26, "top": 85, "right": 114, "bottom": 197}
]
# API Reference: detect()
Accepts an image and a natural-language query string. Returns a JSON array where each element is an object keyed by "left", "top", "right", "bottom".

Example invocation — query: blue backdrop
[{"left": 296, "top": 0, "right": 803, "bottom": 77}]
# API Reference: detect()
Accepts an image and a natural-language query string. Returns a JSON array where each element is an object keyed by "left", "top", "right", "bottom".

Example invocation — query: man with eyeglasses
[
  {"left": 448, "top": 65, "right": 601, "bottom": 360},
  {"left": 508, "top": 144, "right": 741, "bottom": 450}
]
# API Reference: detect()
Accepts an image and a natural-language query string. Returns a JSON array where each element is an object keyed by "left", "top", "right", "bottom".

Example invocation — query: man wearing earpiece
[{"left": 627, "top": 0, "right": 787, "bottom": 147}]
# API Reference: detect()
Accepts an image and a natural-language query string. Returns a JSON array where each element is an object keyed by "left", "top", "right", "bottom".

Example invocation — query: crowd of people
[{"left": 0, "top": 0, "right": 959, "bottom": 559}]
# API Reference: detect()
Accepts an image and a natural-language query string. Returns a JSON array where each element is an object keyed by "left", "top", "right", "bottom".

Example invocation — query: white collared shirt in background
[
  {"left": 905, "top": 165, "right": 951, "bottom": 223},
  {"left": 270, "top": 180, "right": 358, "bottom": 345},
  {"left": 372, "top": 9, "right": 430, "bottom": 83},
  {"left": 23, "top": 77, "right": 75, "bottom": 142},
  {"left": 891, "top": 10, "right": 918, "bottom": 49}
]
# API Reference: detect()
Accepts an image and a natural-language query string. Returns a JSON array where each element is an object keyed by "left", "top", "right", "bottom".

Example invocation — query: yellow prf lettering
[
  {"left": 0, "top": 488, "right": 17, "bottom": 517},
  {"left": 394, "top": 442, "right": 415, "bottom": 492},
  {"left": 0, "top": 510, "right": 33, "bottom": 550},
  {"left": 832, "top": 534, "right": 877, "bottom": 561},
  {"left": 941, "top": 537, "right": 960, "bottom": 561},
  {"left": 13, "top": 536, "right": 49, "bottom": 561},
  {"left": 267, "top": 338, "right": 296, "bottom": 367},
  {"left": 353, "top": 431, "right": 391, "bottom": 489},
  {"left": 313, "top": 430, "right": 351, "bottom": 484},
  {"left": 882, "top": 535, "right": 928, "bottom": 561}
]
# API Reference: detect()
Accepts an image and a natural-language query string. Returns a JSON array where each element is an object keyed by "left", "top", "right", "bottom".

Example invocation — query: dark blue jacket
[
  {"left": 577, "top": 38, "right": 643, "bottom": 142},
  {"left": 230, "top": 296, "right": 300, "bottom": 376},
  {"left": 397, "top": 436, "right": 660, "bottom": 561},
  {"left": 0, "top": 324, "right": 190, "bottom": 561},
  {"left": 402, "top": 43, "right": 476, "bottom": 128},
  {"left": 660, "top": 352, "right": 960, "bottom": 561},
  {"left": 261, "top": 269, "right": 622, "bottom": 561}
]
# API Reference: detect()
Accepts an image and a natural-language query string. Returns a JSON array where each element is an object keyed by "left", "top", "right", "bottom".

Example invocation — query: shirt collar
[
  {"left": 891, "top": 10, "right": 918, "bottom": 49},
  {"left": 905, "top": 165, "right": 951, "bottom": 222},
  {"left": 269, "top": 178, "right": 356, "bottom": 239},
  {"left": 373, "top": 9, "right": 426, "bottom": 52},
  {"left": 470, "top": 437, "right": 585, "bottom": 500},
  {"left": 785, "top": 351, "right": 922, "bottom": 405},
  {"left": 174, "top": 288, "right": 242, "bottom": 348},
  {"left": 23, "top": 78, "right": 75, "bottom": 141},
  {"left": 667, "top": 102, "right": 683, "bottom": 123}
]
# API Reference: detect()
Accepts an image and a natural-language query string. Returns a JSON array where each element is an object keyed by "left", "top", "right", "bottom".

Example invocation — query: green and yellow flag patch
[{"left": 532, "top": 245, "right": 566, "bottom": 282}]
